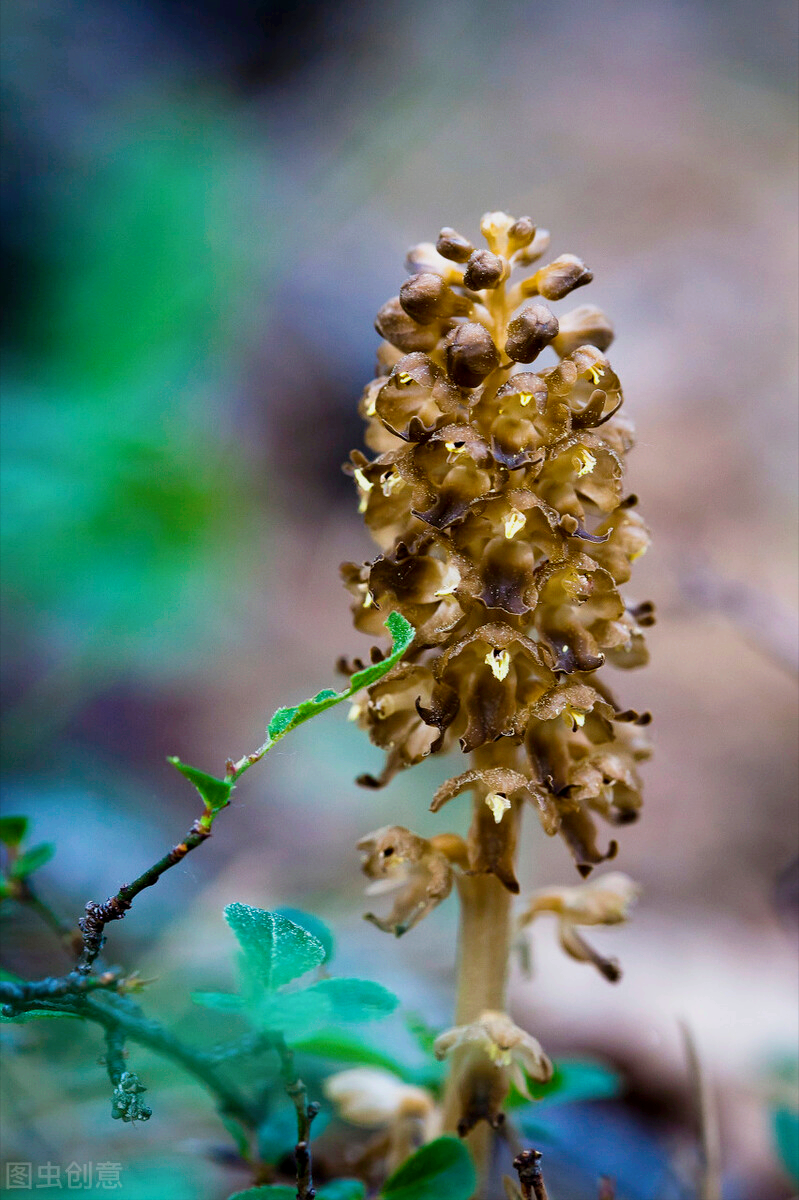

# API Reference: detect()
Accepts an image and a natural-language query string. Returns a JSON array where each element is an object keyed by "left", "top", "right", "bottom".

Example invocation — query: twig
[
  {"left": 274, "top": 1033, "right": 319, "bottom": 1200},
  {"left": 680, "top": 1021, "right": 722, "bottom": 1200},
  {"left": 75, "top": 817, "right": 212, "bottom": 974},
  {"left": 513, "top": 1149, "right": 550, "bottom": 1200},
  {"left": 0, "top": 970, "right": 120, "bottom": 1004}
]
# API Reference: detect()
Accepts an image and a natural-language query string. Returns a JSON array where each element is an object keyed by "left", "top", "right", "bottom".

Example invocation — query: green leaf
[
  {"left": 168, "top": 757, "right": 233, "bottom": 815},
  {"left": 0, "top": 816, "right": 28, "bottom": 848},
  {"left": 0, "top": 1009, "right": 84, "bottom": 1023},
  {"left": 191, "top": 991, "right": 245, "bottom": 1012},
  {"left": 318, "top": 1183, "right": 366, "bottom": 1200},
  {"left": 292, "top": 1029, "right": 408, "bottom": 1077},
  {"left": 225, "top": 904, "right": 325, "bottom": 993},
  {"left": 10, "top": 842, "right": 55, "bottom": 880},
  {"left": 274, "top": 908, "right": 335, "bottom": 964},
  {"left": 220, "top": 1114, "right": 251, "bottom": 1162},
  {"left": 773, "top": 1106, "right": 799, "bottom": 1185},
  {"left": 227, "top": 1189, "right": 296, "bottom": 1200},
  {"left": 527, "top": 1059, "right": 623, "bottom": 1106},
  {"left": 265, "top": 612, "right": 414, "bottom": 745},
  {"left": 254, "top": 978, "right": 397, "bottom": 1040},
  {"left": 381, "top": 1137, "right": 476, "bottom": 1200}
]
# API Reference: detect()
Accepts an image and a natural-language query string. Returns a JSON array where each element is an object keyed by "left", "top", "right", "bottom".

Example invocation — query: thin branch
[
  {"left": 513, "top": 1149, "right": 550, "bottom": 1200},
  {"left": 274, "top": 1033, "right": 319, "bottom": 1200},
  {"left": 0, "top": 970, "right": 120, "bottom": 1004}
]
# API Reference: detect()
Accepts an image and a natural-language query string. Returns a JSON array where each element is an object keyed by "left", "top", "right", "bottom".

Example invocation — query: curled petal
[{"left": 357, "top": 825, "right": 454, "bottom": 936}]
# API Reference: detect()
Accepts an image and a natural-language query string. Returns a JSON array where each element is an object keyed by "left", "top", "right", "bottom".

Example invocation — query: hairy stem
[{"left": 274, "top": 1034, "right": 319, "bottom": 1200}]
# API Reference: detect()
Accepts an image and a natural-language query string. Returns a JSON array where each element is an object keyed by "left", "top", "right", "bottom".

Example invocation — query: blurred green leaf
[
  {"left": 380, "top": 1137, "right": 476, "bottom": 1200},
  {"left": 228, "top": 1188, "right": 363, "bottom": 1200},
  {"left": 0, "top": 816, "right": 28, "bottom": 847},
  {"left": 773, "top": 1107, "right": 799, "bottom": 1184},
  {"left": 266, "top": 613, "right": 414, "bottom": 745},
  {"left": 227, "top": 1188, "right": 296, "bottom": 1199},
  {"left": 526, "top": 1059, "right": 623, "bottom": 1106},
  {"left": 220, "top": 1114, "right": 251, "bottom": 1162},
  {"left": 317, "top": 1184, "right": 366, "bottom": 1200},
  {"left": 168, "top": 757, "right": 233, "bottom": 815},
  {"left": 292, "top": 1029, "right": 408, "bottom": 1077},
  {"left": 9, "top": 842, "right": 55, "bottom": 880},
  {"left": 191, "top": 992, "right": 245, "bottom": 1012},
  {"left": 274, "top": 909, "right": 335, "bottom": 964},
  {"left": 257, "top": 1103, "right": 329, "bottom": 1164},
  {"left": 254, "top": 978, "right": 397, "bottom": 1040},
  {"left": 0, "top": 1009, "right": 83, "bottom": 1023},
  {"left": 225, "top": 905, "right": 325, "bottom": 993}
]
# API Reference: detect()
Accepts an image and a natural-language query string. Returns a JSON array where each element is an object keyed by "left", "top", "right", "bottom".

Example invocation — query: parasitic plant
[{"left": 341, "top": 211, "right": 653, "bottom": 1178}]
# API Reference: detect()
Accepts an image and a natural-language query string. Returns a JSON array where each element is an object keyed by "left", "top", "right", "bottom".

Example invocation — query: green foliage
[
  {"left": 0, "top": 1009, "right": 83, "bottom": 1024},
  {"left": 527, "top": 1058, "right": 622, "bottom": 1106},
  {"left": 380, "top": 1137, "right": 476, "bottom": 1200},
  {"left": 228, "top": 1186, "right": 364, "bottom": 1200},
  {"left": 167, "top": 759, "right": 233, "bottom": 816},
  {"left": 292, "top": 1029, "right": 409, "bottom": 1077},
  {"left": 193, "top": 906, "right": 398, "bottom": 1042},
  {"left": 9, "top": 842, "right": 56, "bottom": 880},
  {"left": 0, "top": 816, "right": 28, "bottom": 847},
  {"left": 773, "top": 1106, "right": 799, "bottom": 1185},
  {"left": 226, "top": 904, "right": 326, "bottom": 992},
  {"left": 265, "top": 612, "right": 414, "bottom": 747},
  {"left": 275, "top": 908, "right": 335, "bottom": 964}
]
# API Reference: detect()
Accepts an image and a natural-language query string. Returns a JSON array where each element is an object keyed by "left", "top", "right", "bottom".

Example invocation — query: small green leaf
[
  {"left": 225, "top": 904, "right": 325, "bottom": 993},
  {"left": 773, "top": 1106, "right": 799, "bottom": 1185},
  {"left": 318, "top": 1183, "right": 366, "bottom": 1200},
  {"left": 0, "top": 816, "right": 29, "bottom": 848},
  {"left": 274, "top": 908, "right": 335, "bottom": 964},
  {"left": 264, "top": 613, "right": 414, "bottom": 746},
  {"left": 10, "top": 842, "right": 55, "bottom": 880},
  {"left": 254, "top": 978, "right": 397, "bottom": 1040},
  {"left": 0, "top": 1009, "right": 84, "bottom": 1023},
  {"left": 191, "top": 991, "right": 245, "bottom": 1012},
  {"left": 527, "top": 1059, "right": 622, "bottom": 1106},
  {"left": 381, "top": 1137, "right": 476, "bottom": 1200},
  {"left": 168, "top": 757, "right": 233, "bottom": 815},
  {"left": 292, "top": 1029, "right": 408, "bottom": 1077}
]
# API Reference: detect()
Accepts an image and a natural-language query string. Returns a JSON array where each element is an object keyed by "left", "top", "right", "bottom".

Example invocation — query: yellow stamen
[
  {"left": 504, "top": 510, "right": 527, "bottom": 539},
  {"left": 571, "top": 447, "right": 596, "bottom": 477},
  {"left": 381, "top": 471, "right": 403, "bottom": 497},
  {"left": 485, "top": 792, "right": 512, "bottom": 824},
  {"left": 396, "top": 371, "right": 414, "bottom": 386},
  {"left": 485, "top": 647, "right": 511, "bottom": 681},
  {"left": 517, "top": 392, "right": 534, "bottom": 407},
  {"left": 362, "top": 590, "right": 375, "bottom": 609},
  {"left": 561, "top": 705, "right": 587, "bottom": 730},
  {"left": 487, "top": 1042, "right": 513, "bottom": 1067},
  {"left": 586, "top": 363, "right": 604, "bottom": 384},
  {"left": 444, "top": 441, "right": 467, "bottom": 459},
  {"left": 347, "top": 702, "right": 364, "bottom": 723},
  {"left": 630, "top": 543, "right": 648, "bottom": 562}
]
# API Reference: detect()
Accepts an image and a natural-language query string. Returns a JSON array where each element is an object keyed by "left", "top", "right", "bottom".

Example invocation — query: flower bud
[
  {"left": 463, "top": 249, "right": 506, "bottom": 291},
  {"left": 445, "top": 322, "right": 500, "bottom": 388},
  {"left": 552, "top": 304, "right": 615, "bottom": 357},
  {"left": 504, "top": 303, "right": 559, "bottom": 363},
  {"left": 507, "top": 216, "right": 536, "bottom": 252},
  {"left": 375, "top": 297, "right": 440, "bottom": 353},
  {"left": 399, "top": 272, "right": 468, "bottom": 324},
  {"left": 436, "top": 226, "right": 474, "bottom": 263},
  {"left": 512, "top": 227, "right": 550, "bottom": 266},
  {"left": 531, "top": 254, "right": 593, "bottom": 301}
]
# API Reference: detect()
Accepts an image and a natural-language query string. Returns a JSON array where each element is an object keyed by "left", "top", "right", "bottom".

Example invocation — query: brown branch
[
  {"left": 274, "top": 1033, "right": 320, "bottom": 1200},
  {"left": 513, "top": 1149, "right": 550, "bottom": 1200},
  {"left": 75, "top": 817, "right": 212, "bottom": 975}
]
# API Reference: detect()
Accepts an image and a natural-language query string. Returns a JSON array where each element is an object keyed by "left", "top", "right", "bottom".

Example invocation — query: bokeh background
[{"left": 1, "top": 0, "right": 797, "bottom": 1197}]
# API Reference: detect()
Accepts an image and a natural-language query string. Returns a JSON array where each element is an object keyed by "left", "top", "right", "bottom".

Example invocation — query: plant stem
[{"left": 274, "top": 1034, "right": 319, "bottom": 1200}]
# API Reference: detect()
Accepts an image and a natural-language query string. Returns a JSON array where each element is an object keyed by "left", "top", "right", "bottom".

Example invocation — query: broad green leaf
[
  {"left": 527, "top": 1059, "right": 622, "bottom": 1106},
  {"left": 225, "top": 904, "right": 325, "bottom": 992},
  {"left": 318, "top": 1184, "right": 366, "bottom": 1200},
  {"left": 275, "top": 908, "right": 335, "bottom": 964},
  {"left": 381, "top": 1137, "right": 476, "bottom": 1200},
  {"left": 292, "top": 1029, "right": 408, "bottom": 1077},
  {"left": 0, "top": 1009, "right": 84, "bottom": 1023},
  {"left": 265, "top": 612, "right": 414, "bottom": 745},
  {"left": 191, "top": 991, "right": 245, "bottom": 1012},
  {"left": 168, "top": 757, "right": 233, "bottom": 815},
  {"left": 254, "top": 978, "right": 397, "bottom": 1040},
  {"left": 10, "top": 842, "right": 55, "bottom": 880},
  {"left": 0, "top": 816, "right": 28, "bottom": 847},
  {"left": 773, "top": 1107, "right": 799, "bottom": 1185}
]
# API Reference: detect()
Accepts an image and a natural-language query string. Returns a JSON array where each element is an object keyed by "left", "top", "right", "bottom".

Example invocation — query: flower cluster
[{"left": 343, "top": 211, "right": 652, "bottom": 884}]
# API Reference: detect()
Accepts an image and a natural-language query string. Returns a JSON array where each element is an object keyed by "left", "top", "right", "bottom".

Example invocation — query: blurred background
[{"left": 1, "top": 0, "right": 797, "bottom": 1196}]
